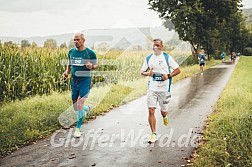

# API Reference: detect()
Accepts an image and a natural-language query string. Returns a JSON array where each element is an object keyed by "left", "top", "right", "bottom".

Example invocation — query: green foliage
[
  {"left": 193, "top": 56, "right": 252, "bottom": 166},
  {"left": 31, "top": 41, "right": 37, "bottom": 48},
  {"left": 0, "top": 44, "right": 221, "bottom": 104},
  {"left": 180, "top": 55, "right": 198, "bottom": 66},
  {"left": 3, "top": 41, "right": 18, "bottom": 49},
  {"left": 243, "top": 47, "right": 252, "bottom": 56},
  {"left": 0, "top": 47, "right": 69, "bottom": 103},
  {"left": 0, "top": 47, "right": 147, "bottom": 103},
  {"left": 21, "top": 40, "right": 31, "bottom": 48},
  {"left": 148, "top": 0, "right": 250, "bottom": 54},
  {"left": 59, "top": 42, "right": 67, "bottom": 49},
  {"left": 0, "top": 92, "right": 71, "bottom": 156},
  {"left": 0, "top": 81, "right": 136, "bottom": 156},
  {"left": 43, "top": 38, "right": 57, "bottom": 49}
]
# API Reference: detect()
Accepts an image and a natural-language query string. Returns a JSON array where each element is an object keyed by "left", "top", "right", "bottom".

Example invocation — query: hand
[
  {"left": 162, "top": 74, "right": 168, "bottom": 80},
  {"left": 86, "top": 62, "right": 92, "bottom": 69},
  {"left": 149, "top": 68, "right": 154, "bottom": 76},
  {"left": 62, "top": 71, "right": 68, "bottom": 80}
]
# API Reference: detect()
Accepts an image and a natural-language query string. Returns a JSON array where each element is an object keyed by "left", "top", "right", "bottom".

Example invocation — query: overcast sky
[{"left": 0, "top": 0, "right": 251, "bottom": 38}]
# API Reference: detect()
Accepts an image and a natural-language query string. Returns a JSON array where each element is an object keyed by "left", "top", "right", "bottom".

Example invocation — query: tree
[
  {"left": 212, "top": 0, "right": 245, "bottom": 53},
  {"left": 246, "top": 25, "right": 252, "bottom": 48},
  {"left": 43, "top": 39, "right": 57, "bottom": 49},
  {"left": 68, "top": 39, "right": 74, "bottom": 49},
  {"left": 149, "top": 0, "right": 207, "bottom": 56},
  {"left": 31, "top": 41, "right": 38, "bottom": 49},
  {"left": 163, "top": 19, "right": 175, "bottom": 31},
  {"left": 21, "top": 39, "right": 31, "bottom": 48},
  {"left": 148, "top": 0, "right": 244, "bottom": 56},
  {"left": 3, "top": 41, "right": 18, "bottom": 49},
  {"left": 60, "top": 42, "right": 67, "bottom": 49},
  {"left": 96, "top": 42, "right": 110, "bottom": 52}
]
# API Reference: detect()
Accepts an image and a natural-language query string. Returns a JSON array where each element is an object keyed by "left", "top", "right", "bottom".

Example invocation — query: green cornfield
[
  {"left": 0, "top": 46, "right": 69, "bottom": 102},
  {"left": 0, "top": 45, "right": 148, "bottom": 103}
]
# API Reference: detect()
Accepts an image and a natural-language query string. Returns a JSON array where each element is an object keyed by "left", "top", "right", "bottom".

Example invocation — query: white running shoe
[
  {"left": 148, "top": 133, "right": 158, "bottom": 143},
  {"left": 74, "top": 128, "right": 82, "bottom": 138}
]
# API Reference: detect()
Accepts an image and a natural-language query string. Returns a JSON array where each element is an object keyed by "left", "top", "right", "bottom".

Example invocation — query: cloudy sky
[{"left": 0, "top": 0, "right": 251, "bottom": 38}]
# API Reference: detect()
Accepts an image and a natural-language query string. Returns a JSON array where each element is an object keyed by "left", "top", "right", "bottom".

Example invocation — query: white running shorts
[{"left": 147, "top": 90, "right": 171, "bottom": 112}]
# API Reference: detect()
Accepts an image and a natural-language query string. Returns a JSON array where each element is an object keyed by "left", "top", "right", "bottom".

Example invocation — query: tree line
[
  {"left": 0, "top": 38, "right": 75, "bottom": 49},
  {"left": 148, "top": 0, "right": 252, "bottom": 56}
]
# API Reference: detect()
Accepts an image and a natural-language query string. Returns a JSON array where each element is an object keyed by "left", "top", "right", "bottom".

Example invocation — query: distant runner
[
  {"left": 231, "top": 51, "right": 236, "bottom": 64},
  {"left": 198, "top": 49, "right": 207, "bottom": 75},
  {"left": 221, "top": 51, "right": 225, "bottom": 63}
]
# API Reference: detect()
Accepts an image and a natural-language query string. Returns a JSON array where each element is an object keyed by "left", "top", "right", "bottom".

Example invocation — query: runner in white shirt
[{"left": 140, "top": 39, "right": 181, "bottom": 143}]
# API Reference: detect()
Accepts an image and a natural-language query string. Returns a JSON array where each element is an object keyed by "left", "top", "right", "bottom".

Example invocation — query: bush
[
  {"left": 180, "top": 54, "right": 198, "bottom": 66},
  {"left": 243, "top": 47, "right": 252, "bottom": 56}
]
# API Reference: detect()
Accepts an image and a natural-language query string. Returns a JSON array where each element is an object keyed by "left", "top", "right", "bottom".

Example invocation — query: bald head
[
  {"left": 74, "top": 33, "right": 85, "bottom": 40},
  {"left": 73, "top": 33, "right": 85, "bottom": 50}
]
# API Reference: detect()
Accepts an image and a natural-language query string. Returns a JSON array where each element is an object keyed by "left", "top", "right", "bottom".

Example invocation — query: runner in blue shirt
[
  {"left": 63, "top": 33, "right": 98, "bottom": 137},
  {"left": 198, "top": 49, "right": 207, "bottom": 75},
  {"left": 221, "top": 51, "right": 225, "bottom": 63}
]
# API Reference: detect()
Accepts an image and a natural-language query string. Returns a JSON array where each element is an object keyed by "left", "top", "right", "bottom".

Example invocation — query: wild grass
[{"left": 193, "top": 56, "right": 252, "bottom": 166}]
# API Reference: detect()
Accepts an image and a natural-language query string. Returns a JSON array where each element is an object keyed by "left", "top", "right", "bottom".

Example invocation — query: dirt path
[{"left": 0, "top": 60, "right": 238, "bottom": 167}]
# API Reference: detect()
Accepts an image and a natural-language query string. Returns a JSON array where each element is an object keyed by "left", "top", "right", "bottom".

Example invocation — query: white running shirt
[{"left": 141, "top": 52, "right": 179, "bottom": 92}]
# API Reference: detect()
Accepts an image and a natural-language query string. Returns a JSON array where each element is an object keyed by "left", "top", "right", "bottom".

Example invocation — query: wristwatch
[{"left": 168, "top": 74, "right": 172, "bottom": 79}]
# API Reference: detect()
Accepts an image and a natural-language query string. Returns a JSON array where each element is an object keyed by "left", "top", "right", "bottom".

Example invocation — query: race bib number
[
  {"left": 71, "top": 57, "right": 84, "bottom": 66},
  {"left": 152, "top": 73, "right": 164, "bottom": 81}
]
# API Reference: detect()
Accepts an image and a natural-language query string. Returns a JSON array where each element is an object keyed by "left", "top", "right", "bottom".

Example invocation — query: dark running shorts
[{"left": 71, "top": 77, "right": 91, "bottom": 100}]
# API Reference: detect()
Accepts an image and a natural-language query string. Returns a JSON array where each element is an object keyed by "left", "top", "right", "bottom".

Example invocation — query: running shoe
[
  {"left": 74, "top": 128, "right": 82, "bottom": 138},
  {"left": 148, "top": 133, "right": 158, "bottom": 143},
  {"left": 163, "top": 115, "right": 169, "bottom": 126}
]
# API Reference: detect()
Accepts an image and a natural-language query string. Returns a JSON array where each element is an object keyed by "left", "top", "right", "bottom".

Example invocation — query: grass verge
[
  {"left": 192, "top": 56, "right": 252, "bottom": 166},
  {"left": 0, "top": 59, "right": 219, "bottom": 156}
]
